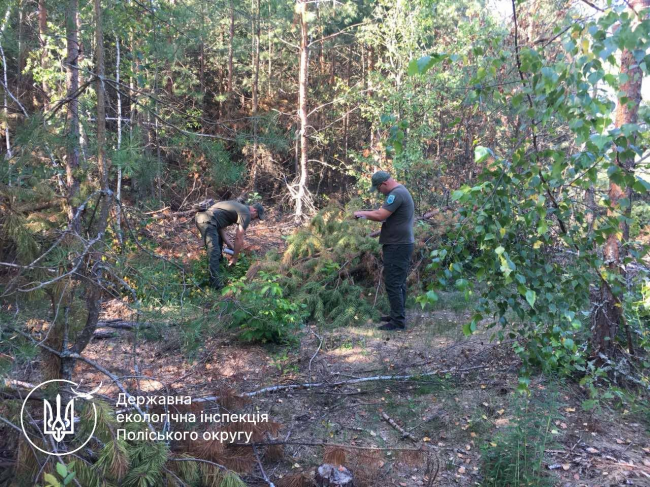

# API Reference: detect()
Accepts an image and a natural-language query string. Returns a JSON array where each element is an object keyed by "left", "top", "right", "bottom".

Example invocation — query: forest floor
[
  {"left": 76, "top": 302, "right": 650, "bottom": 486},
  {"left": 9, "top": 214, "right": 650, "bottom": 486}
]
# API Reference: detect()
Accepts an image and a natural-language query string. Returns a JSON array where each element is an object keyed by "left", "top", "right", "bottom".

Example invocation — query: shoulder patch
[{"left": 386, "top": 194, "right": 395, "bottom": 204}]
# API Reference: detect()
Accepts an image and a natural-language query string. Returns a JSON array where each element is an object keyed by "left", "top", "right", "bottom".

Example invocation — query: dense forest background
[{"left": 0, "top": 0, "right": 649, "bottom": 485}]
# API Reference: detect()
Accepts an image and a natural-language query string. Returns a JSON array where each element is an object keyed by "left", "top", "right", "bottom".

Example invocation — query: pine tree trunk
[
  {"left": 151, "top": 11, "right": 162, "bottom": 202},
  {"left": 116, "top": 36, "right": 123, "bottom": 246},
  {"left": 343, "top": 44, "right": 351, "bottom": 161},
  {"left": 17, "top": 1, "right": 26, "bottom": 106},
  {"left": 60, "top": 0, "right": 112, "bottom": 380},
  {"left": 592, "top": 0, "right": 648, "bottom": 358},
  {"left": 76, "top": 8, "right": 87, "bottom": 162},
  {"left": 130, "top": 33, "right": 136, "bottom": 145},
  {"left": 64, "top": 0, "right": 80, "bottom": 231},
  {"left": 228, "top": 1, "right": 234, "bottom": 94},
  {"left": 135, "top": 40, "right": 148, "bottom": 155},
  {"left": 317, "top": 5, "right": 324, "bottom": 75},
  {"left": 94, "top": 0, "right": 109, "bottom": 209},
  {"left": 0, "top": 8, "right": 11, "bottom": 163},
  {"left": 295, "top": 0, "right": 309, "bottom": 223},
  {"left": 250, "top": 0, "right": 260, "bottom": 190},
  {"left": 39, "top": 0, "right": 48, "bottom": 109},
  {"left": 268, "top": 0, "right": 272, "bottom": 97},
  {"left": 199, "top": 1, "right": 205, "bottom": 112}
]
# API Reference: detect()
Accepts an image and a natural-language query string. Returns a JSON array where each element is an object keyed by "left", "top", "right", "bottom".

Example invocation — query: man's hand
[
  {"left": 354, "top": 208, "right": 393, "bottom": 222},
  {"left": 224, "top": 253, "right": 237, "bottom": 266}
]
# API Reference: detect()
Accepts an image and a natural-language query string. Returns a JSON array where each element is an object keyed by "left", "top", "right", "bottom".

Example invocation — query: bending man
[
  {"left": 354, "top": 171, "right": 414, "bottom": 331},
  {"left": 195, "top": 200, "right": 265, "bottom": 289}
]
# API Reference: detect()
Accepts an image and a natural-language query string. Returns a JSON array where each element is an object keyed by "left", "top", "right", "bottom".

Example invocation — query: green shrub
[
  {"left": 627, "top": 279, "right": 650, "bottom": 353},
  {"left": 225, "top": 271, "right": 308, "bottom": 344},
  {"left": 38, "top": 463, "right": 76, "bottom": 487},
  {"left": 630, "top": 201, "right": 650, "bottom": 241}
]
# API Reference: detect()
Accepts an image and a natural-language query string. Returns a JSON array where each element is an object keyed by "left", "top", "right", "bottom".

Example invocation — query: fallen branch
[
  {"left": 1, "top": 379, "right": 43, "bottom": 400},
  {"left": 110, "top": 365, "right": 487, "bottom": 412},
  {"left": 193, "top": 365, "right": 487, "bottom": 404},
  {"left": 96, "top": 320, "right": 153, "bottom": 330},
  {"left": 149, "top": 198, "right": 215, "bottom": 220},
  {"left": 381, "top": 411, "right": 418, "bottom": 442},
  {"left": 233, "top": 440, "right": 427, "bottom": 452},
  {"left": 151, "top": 208, "right": 196, "bottom": 220},
  {"left": 92, "top": 329, "right": 118, "bottom": 340},
  {"left": 6, "top": 325, "right": 156, "bottom": 433}
]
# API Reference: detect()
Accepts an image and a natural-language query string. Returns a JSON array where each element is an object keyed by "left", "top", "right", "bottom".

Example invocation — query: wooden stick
[
  {"left": 3, "top": 378, "right": 36, "bottom": 390},
  {"left": 381, "top": 411, "right": 418, "bottom": 442},
  {"left": 308, "top": 329, "right": 324, "bottom": 382},
  {"left": 253, "top": 444, "right": 276, "bottom": 487}
]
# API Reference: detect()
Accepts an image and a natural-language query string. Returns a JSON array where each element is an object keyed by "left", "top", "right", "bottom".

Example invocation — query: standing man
[
  {"left": 195, "top": 200, "right": 265, "bottom": 289},
  {"left": 354, "top": 171, "right": 415, "bottom": 330}
]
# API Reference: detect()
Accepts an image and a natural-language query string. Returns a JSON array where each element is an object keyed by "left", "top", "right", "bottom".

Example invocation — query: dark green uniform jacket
[{"left": 195, "top": 201, "right": 250, "bottom": 289}]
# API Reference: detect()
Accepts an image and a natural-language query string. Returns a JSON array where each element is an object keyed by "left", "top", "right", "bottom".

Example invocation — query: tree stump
[{"left": 315, "top": 464, "right": 354, "bottom": 487}]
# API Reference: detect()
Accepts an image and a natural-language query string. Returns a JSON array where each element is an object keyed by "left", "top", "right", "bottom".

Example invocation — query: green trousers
[
  {"left": 382, "top": 243, "right": 414, "bottom": 327},
  {"left": 195, "top": 212, "right": 223, "bottom": 289}
]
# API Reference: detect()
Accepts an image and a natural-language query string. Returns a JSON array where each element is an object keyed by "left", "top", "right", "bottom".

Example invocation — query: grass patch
[
  {"left": 613, "top": 388, "right": 650, "bottom": 434},
  {"left": 424, "top": 291, "right": 476, "bottom": 314},
  {"left": 480, "top": 388, "right": 562, "bottom": 487},
  {"left": 411, "top": 376, "right": 456, "bottom": 396}
]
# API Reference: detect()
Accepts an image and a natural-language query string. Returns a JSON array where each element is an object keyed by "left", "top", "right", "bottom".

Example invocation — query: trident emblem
[
  {"left": 21, "top": 380, "right": 100, "bottom": 456},
  {"left": 43, "top": 394, "right": 75, "bottom": 442}
]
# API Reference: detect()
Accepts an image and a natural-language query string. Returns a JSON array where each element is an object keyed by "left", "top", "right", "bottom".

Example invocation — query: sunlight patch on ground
[
  {"left": 341, "top": 327, "right": 379, "bottom": 338},
  {"left": 326, "top": 348, "right": 373, "bottom": 364},
  {"left": 136, "top": 379, "right": 165, "bottom": 392},
  {"left": 206, "top": 362, "right": 238, "bottom": 378}
]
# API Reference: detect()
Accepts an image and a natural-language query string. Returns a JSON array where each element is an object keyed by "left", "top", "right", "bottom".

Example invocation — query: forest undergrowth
[
  {"left": 1, "top": 0, "right": 650, "bottom": 484},
  {"left": 5, "top": 206, "right": 649, "bottom": 486}
]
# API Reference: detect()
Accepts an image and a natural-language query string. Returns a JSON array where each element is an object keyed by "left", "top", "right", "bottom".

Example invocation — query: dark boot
[{"left": 378, "top": 321, "right": 405, "bottom": 331}]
